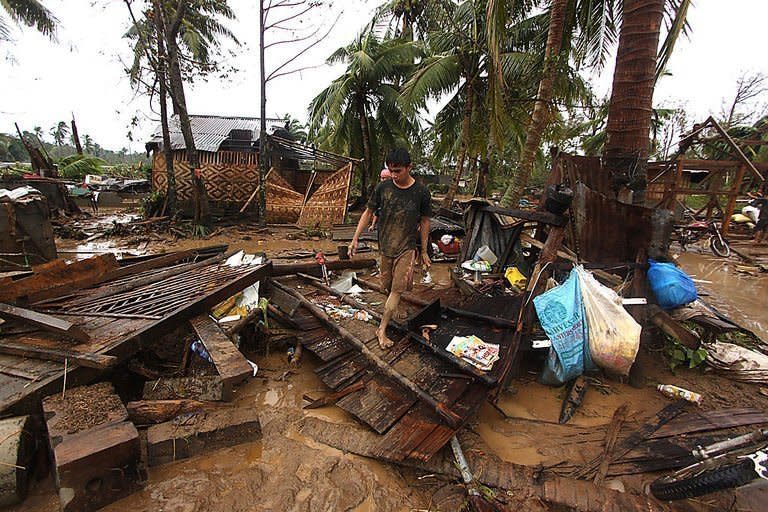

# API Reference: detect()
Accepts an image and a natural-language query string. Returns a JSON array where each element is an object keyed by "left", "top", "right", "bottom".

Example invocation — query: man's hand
[
  {"left": 349, "top": 238, "right": 359, "bottom": 257},
  {"left": 421, "top": 251, "right": 431, "bottom": 269}
]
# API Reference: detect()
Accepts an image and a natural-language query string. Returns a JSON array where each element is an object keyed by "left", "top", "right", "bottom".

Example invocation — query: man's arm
[
  {"left": 419, "top": 216, "right": 431, "bottom": 268},
  {"left": 350, "top": 208, "right": 374, "bottom": 256}
]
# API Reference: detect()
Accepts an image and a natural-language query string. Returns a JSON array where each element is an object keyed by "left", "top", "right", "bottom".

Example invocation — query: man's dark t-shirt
[{"left": 368, "top": 180, "right": 432, "bottom": 258}]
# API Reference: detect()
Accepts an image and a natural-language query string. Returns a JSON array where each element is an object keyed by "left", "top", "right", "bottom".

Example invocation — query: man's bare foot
[{"left": 376, "top": 329, "right": 395, "bottom": 350}]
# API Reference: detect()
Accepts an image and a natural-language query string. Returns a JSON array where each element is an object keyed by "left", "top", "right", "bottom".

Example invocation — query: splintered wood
[{"left": 42, "top": 383, "right": 143, "bottom": 512}]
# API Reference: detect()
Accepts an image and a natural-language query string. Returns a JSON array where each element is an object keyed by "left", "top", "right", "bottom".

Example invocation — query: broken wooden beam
[
  {"left": 0, "top": 341, "right": 116, "bottom": 370},
  {"left": 126, "top": 399, "right": 231, "bottom": 425},
  {"left": 303, "top": 381, "right": 366, "bottom": 409},
  {"left": 271, "top": 257, "right": 376, "bottom": 276},
  {"left": 353, "top": 275, "right": 430, "bottom": 307},
  {"left": 42, "top": 383, "right": 143, "bottom": 512},
  {"left": 296, "top": 274, "right": 496, "bottom": 385},
  {"left": 0, "top": 303, "right": 90, "bottom": 342},
  {"left": 146, "top": 407, "right": 261, "bottom": 466},
  {"left": 594, "top": 403, "right": 629, "bottom": 486},
  {"left": 189, "top": 314, "right": 253, "bottom": 396},
  {"left": 142, "top": 376, "right": 227, "bottom": 401},
  {"left": 0, "top": 415, "right": 36, "bottom": 508},
  {"left": 271, "top": 279, "right": 463, "bottom": 428},
  {"left": 648, "top": 304, "right": 700, "bottom": 349}
]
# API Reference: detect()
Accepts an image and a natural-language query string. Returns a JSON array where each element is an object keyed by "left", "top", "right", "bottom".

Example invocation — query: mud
[
  {"left": 11, "top": 217, "right": 768, "bottom": 511},
  {"left": 676, "top": 251, "right": 768, "bottom": 340}
]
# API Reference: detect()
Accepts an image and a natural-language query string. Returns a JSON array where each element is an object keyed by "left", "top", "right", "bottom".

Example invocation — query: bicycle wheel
[
  {"left": 709, "top": 235, "right": 731, "bottom": 258},
  {"left": 650, "top": 459, "right": 758, "bottom": 500}
]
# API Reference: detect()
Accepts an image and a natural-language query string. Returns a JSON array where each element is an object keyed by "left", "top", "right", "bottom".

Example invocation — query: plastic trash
[
  {"left": 534, "top": 269, "right": 592, "bottom": 386},
  {"left": 648, "top": 259, "right": 698, "bottom": 310},
  {"left": 504, "top": 267, "right": 527, "bottom": 288},
  {"left": 657, "top": 384, "right": 702, "bottom": 405},
  {"left": 190, "top": 340, "right": 212, "bottom": 363},
  {"left": 575, "top": 266, "right": 641, "bottom": 376},
  {"left": 474, "top": 245, "right": 498, "bottom": 265}
]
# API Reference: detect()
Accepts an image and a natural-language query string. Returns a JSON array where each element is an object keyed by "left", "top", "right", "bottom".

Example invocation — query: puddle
[{"left": 676, "top": 252, "right": 768, "bottom": 340}]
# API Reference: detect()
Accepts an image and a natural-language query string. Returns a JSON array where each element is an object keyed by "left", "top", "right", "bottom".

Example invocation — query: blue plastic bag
[
  {"left": 647, "top": 259, "right": 698, "bottom": 310},
  {"left": 534, "top": 270, "right": 593, "bottom": 385}
]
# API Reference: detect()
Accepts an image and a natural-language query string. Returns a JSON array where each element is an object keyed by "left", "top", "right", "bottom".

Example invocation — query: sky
[{"left": 1, "top": 0, "right": 767, "bottom": 153}]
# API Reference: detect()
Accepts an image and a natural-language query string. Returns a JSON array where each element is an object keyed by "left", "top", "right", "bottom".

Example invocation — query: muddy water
[{"left": 676, "top": 252, "right": 768, "bottom": 340}]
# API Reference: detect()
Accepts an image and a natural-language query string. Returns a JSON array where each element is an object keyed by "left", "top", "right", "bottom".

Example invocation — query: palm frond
[
  {"left": 400, "top": 53, "right": 461, "bottom": 110},
  {"left": 2, "top": 0, "right": 58, "bottom": 39},
  {"left": 656, "top": 0, "right": 692, "bottom": 82}
]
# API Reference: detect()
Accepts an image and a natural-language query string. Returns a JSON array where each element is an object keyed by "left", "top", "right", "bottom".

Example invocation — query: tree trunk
[
  {"left": 70, "top": 116, "right": 83, "bottom": 155},
  {"left": 603, "top": 0, "right": 665, "bottom": 205},
  {"left": 499, "top": 0, "right": 567, "bottom": 208},
  {"left": 164, "top": 2, "right": 211, "bottom": 226},
  {"left": 153, "top": 0, "right": 176, "bottom": 214},
  {"left": 474, "top": 141, "right": 493, "bottom": 198},
  {"left": 442, "top": 81, "right": 474, "bottom": 209},
  {"left": 258, "top": 0, "right": 268, "bottom": 226},
  {"left": 357, "top": 96, "right": 371, "bottom": 201}
]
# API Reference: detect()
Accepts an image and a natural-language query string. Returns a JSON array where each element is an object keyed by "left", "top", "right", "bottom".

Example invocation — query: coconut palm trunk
[
  {"left": 357, "top": 96, "right": 371, "bottom": 200},
  {"left": 163, "top": 1, "right": 211, "bottom": 226},
  {"left": 499, "top": 0, "right": 567, "bottom": 208},
  {"left": 153, "top": 0, "right": 176, "bottom": 214},
  {"left": 442, "top": 81, "right": 474, "bottom": 209},
  {"left": 603, "top": 0, "right": 665, "bottom": 204}
]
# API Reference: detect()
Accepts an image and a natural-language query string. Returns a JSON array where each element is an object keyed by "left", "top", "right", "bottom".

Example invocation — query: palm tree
[
  {"left": 32, "top": 126, "right": 44, "bottom": 141},
  {"left": 50, "top": 121, "right": 69, "bottom": 147},
  {"left": 309, "top": 29, "right": 421, "bottom": 199},
  {"left": 0, "top": 0, "right": 57, "bottom": 41},
  {"left": 83, "top": 134, "right": 95, "bottom": 154}
]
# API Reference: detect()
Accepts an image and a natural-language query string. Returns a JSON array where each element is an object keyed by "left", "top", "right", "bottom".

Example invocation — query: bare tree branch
[
  {"left": 266, "top": 13, "right": 339, "bottom": 81},
  {"left": 265, "top": 5, "right": 314, "bottom": 30},
  {"left": 264, "top": 23, "right": 323, "bottom": 49},
  {"left": 267, "top": 63, "right": 324, "bottom": 81}
]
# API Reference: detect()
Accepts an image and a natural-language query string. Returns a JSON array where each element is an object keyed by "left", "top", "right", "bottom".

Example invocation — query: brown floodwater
[{"left": 675, "top": 252, "right": 768, "bottom": 341}]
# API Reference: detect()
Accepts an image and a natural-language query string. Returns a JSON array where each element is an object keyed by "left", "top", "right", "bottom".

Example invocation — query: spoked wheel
[
  {"left": 709, "top": 235, "right": 731, "bottom": 258},
  {"left": 650, "top": 458, "right": 759, "bottom": 501}
]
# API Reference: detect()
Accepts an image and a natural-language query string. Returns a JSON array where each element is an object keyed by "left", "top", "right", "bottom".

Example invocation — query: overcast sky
[{"left": 1, "top": 0, "right": 767, "bottom": 152}]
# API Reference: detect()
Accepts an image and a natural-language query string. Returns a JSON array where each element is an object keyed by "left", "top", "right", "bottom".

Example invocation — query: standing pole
[{"left": 258, "top": 0, "right": 268, "bottom": 227}]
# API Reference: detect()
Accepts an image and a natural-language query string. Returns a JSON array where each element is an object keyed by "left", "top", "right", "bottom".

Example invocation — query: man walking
[{"left": 350, "top": 149, "right": 431, "bottom": 349}]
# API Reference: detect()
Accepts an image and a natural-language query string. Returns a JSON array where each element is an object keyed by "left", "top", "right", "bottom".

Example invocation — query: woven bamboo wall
[
  {"left": 298, "top": 163, "right": 352, "bottom": 227},
  {"left": 265, "top": 168, "right": 303, "bottom": 223},
  {"left": 152, "top": 150, "right": 259, "bottom": 203}
]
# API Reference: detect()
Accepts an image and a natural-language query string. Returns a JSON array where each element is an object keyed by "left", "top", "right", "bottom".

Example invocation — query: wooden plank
[
  {"left": 126, "top": 400, "right": 232, "bottom": 424},
  {"left": 0, "top": 341, "right": 116, "bottom": 370},
  {"left": 0, "top": 303, "right": 90, "bottom": 342},
  {"left": 648, "top": 305, "right": 700, "bottom": 349},
  {"left": 146, "top": 407, "right": 261, "bottom": 466},
  {"left": 594, "top": 404, "right": 629, "bottom": 486},
  {"left": 0, "top": 254, "right": 119, "bottom": 304},
  {"left": 190, "top": 314, "right": 252, "bottom": 395},
  {"left": 652, "top": 408, "right": 768, "bottom": 439},
  {"left": 42, "top": 382, "right": 142, "bottom": 512}
]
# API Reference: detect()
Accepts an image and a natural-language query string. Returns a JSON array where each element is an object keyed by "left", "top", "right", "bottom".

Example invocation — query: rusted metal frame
[
  {"left": 41, "top": 252, "right": 233, "bottom": 308},
  {"left": 1, "top": 263, "right": 273, "bottom": 416},
  {"left": 62, "top": 265, "right": 244, "bottom": 313},
  {"left": 296, "top": 273, "right": 496, "bottom": 385},
  {"left": 721, "top": 164, "right": 747, "bottom": 236},
  {"left": 34, "top": 310, "right": 162, "bottom": 320},
  {"left": 481, "top": 205, "right": 568, "bottom": 227},
  {"left": 271, "top": 279, "right": 463, "bottom": 428}
]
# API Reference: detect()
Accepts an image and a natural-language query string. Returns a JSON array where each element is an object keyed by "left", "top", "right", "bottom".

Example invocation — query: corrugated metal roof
[{"left": 147, "top": 114, "right": 285, "bottom": 152}]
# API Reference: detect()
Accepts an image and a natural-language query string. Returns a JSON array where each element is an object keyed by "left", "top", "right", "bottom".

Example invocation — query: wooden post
[
  {"left": 271, "top": 279, "right": 463, "bottom": 427},
  {"left": 722, "top": 164, "right": 746, "bottom": 236}
]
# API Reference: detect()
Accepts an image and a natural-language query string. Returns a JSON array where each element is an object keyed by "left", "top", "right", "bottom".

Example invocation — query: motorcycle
[
  {"left": 650, "top": 429, "right": 768, "bottom": 500},
  {"left": 673, "top": 219, "right": 731, "bottom": 258}
]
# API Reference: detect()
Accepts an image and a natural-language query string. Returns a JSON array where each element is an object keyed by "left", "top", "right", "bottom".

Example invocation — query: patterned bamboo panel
[
  {"left": 298, "top": 163, "right": 352, "bottom": 228},
  {"left": 152, "top": 151, "right": 259, "bottom": 203},
  {"left": 265, "top": 168, "right": 303, "bottom": 223}
]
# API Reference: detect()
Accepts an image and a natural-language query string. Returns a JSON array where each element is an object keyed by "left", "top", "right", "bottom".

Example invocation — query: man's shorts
[
  {"left": 756, "top": 217, "right": 768, "bottom": 232},
  {"left": 380, "top": 249, "right": 416, "bottom": 294}
]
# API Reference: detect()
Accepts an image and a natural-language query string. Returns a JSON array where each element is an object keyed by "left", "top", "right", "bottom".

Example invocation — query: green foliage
[
  {"left": 0, "top": 0, "right": 58, "bottom": 41},
  {"left": 140, "top": 190, "right": 165, "bottom": 219},
  {"left": 57, "top": 154, "right": 106, "bottom": 180},
  {"left": 665, "top": 340, "right": 707, "bottom": 371}
]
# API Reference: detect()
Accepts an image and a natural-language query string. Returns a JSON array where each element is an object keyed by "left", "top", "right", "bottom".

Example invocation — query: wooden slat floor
[{"left": 269, "top": 276, "right": 520, "bottom": 462}]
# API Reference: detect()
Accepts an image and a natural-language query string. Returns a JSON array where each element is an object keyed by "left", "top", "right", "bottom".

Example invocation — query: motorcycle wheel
[
  {"left": 709, "top": 235, "right": 731, "bottom": 258},
  {"left": 650, "top": 459, "right": 758, "bottom": 501}
]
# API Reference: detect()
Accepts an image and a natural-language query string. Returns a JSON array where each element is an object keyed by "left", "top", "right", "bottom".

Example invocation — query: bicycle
[{"left": 650, "top": 429, "right": 768, "bottom": 500}]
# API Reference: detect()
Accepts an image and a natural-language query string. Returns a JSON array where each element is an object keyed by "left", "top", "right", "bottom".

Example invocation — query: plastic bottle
[{"left": 657, "top": 384, "right": 702, "bottom": 405}]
